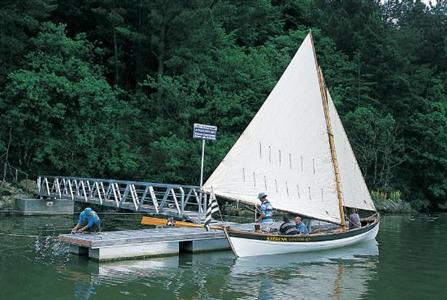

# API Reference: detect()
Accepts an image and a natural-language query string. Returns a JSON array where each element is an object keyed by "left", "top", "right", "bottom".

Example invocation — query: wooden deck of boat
[{"left": 59, "top": 226, "right": 231, "bottom": 261}]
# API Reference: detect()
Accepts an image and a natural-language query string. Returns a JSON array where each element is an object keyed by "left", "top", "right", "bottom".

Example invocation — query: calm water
[{"left": 0, "top": 213, "right": 446, "bottom": 300}]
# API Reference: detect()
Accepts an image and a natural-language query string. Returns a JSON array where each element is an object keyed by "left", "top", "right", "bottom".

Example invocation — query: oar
[{"left": 140, "top": 216, "right": 223, "bottom": 230}]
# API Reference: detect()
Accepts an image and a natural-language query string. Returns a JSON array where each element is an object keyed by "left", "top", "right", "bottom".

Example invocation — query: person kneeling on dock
[
  {"left": 279, "top": 217, "right": 299, "bottom": 235},
  {"left": 71, "top": 207, "right": 101, "bottom": 233}
]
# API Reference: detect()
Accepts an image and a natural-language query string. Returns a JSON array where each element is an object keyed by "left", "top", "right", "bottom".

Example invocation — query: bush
[
  {"left": 371, "top": 190, "right": 414, "bottom": 213},
  {"left": 18, "top": 179, "right": 36, "bottom": 193}
]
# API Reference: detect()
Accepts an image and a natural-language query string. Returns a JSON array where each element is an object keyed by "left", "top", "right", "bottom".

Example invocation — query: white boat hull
[{"left": 228, "top": 221, "right": 380, "bottom": 257}]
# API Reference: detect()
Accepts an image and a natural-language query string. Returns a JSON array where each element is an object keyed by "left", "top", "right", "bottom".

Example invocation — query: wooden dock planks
[{"left": 59, "top": 227, "right": 226, "bottom": 249}]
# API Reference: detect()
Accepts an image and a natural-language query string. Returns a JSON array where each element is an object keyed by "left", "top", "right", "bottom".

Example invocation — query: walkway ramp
[{"left": 37, "top": 176, "right": 207, "bottom": 221}]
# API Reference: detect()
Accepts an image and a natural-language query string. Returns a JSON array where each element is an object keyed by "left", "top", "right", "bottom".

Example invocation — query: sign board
[{"left": 193, "top": 123, "right": 217, "bottom": 140}]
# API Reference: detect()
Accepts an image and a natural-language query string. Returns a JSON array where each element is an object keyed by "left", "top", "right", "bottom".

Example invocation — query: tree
[
  {"left": 344, "top": 106, "right": 403, "bottom": 190},
  {"left": 1, "top": 22, "right": 139, "bottom": 177},
  {"left": 0, "top": 0, "right": 56, "bottom": 85}
]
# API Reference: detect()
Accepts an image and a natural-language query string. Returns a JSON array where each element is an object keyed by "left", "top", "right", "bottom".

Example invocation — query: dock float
[{"left": 59, "top": 227, "right": 230, "bottom": 261}]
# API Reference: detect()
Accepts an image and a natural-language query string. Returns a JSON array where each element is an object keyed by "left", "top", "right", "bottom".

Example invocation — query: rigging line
[
  {"left": 208, "top": 188, "right": 239, "bottom": 258},
  {"left": 234, "top": 202, "right": 262, "bottom": 214}
]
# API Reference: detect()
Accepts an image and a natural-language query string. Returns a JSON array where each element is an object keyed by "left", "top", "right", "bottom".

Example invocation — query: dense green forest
[{"left": 0, "top": 0, "right": 446, "bottom": 210}]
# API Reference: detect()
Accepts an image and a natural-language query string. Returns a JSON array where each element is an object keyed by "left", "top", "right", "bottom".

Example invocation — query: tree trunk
[
  {"left": 135, "top": 0, "right": 144, "bottom": 88},
  {"left": 158, "top": 22, "right": 165, "bottom": 76},
  {"left": 113, "top": 25, "right": 119, "bottom": 85},
  {"left": 2, "top": 128, "right": 12, "bottom": 182}
]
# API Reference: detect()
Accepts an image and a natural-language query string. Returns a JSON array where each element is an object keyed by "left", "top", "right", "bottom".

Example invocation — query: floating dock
[{"left": 59, "top": 227, "right": 230, "bottom": 261}]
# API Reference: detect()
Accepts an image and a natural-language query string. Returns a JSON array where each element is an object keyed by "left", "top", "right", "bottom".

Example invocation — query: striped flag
[{"left": 204, "top": 192, "right": 219, "bottom": 231}]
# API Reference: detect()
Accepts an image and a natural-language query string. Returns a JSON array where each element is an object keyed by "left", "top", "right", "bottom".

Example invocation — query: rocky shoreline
[
  {"left": 0, "top": 180, "right": 34, "bottom": 212},
  {"left": 371, "top": 191, "right": 414, "bottom": 214}
]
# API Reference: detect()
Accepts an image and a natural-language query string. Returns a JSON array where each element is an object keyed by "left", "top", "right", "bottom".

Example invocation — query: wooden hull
[{"left": 226, "top": 217, "right": 380, "bottom": 257}]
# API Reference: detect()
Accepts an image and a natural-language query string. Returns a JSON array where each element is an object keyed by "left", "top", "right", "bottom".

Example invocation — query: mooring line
[
  {"left": 0, "top": 209, "right": 147, "bottom": 215},
  {"left": 0, "top": 232, "right": 38, "bottom": 238}
]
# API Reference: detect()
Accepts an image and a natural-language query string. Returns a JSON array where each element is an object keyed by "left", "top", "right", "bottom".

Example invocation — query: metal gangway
[{"left": 36, "top": 176, "right": 207, "bottom": 220}]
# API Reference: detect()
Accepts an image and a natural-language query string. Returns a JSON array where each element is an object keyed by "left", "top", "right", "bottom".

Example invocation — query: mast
[{"left": 309, "top": 31, "right": 346, "bottom": 228}]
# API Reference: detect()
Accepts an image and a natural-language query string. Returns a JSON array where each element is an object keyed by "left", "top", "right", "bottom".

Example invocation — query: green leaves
[
  {"left": 1, "top": 0, "right": 447, "bottom": 211},
  {"left": 1, "top": 22, "right": 139, "bottom": 177},
  {"left": 344, "top": 106, "right": 403, "bottom": 190}
]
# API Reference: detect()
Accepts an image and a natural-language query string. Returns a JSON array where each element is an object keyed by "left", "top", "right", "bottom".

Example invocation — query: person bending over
[{"left": 71, "top": 207, "right": 101, "bottom": 233}]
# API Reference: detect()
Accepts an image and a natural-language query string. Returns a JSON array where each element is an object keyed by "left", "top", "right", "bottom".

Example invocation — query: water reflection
[
  {"left": 229, "top": 241, "right": 379, "bottom": 300},
  {"left": 0, "top": 214, "right": 381, "bottom": 300},
  {"left": 97, "top": 256, "right": 181, "bottom": 282},
  {"left": 73, "top": 272, "right": 98, "bottom": 300},
  {"left": 73, "top": 241, "right": 379, "bottom": 300},
  {"left": 4, "top": 214, "right": 447, "bottom": 299}
]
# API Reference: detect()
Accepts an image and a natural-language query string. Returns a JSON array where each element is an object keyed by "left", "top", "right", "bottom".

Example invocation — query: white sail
[
  {"left": 328, "top": 92, "right": 376, "bottom": 211},
  {"left": 203, "top": 34, "right": 342, "bottom": 224}
]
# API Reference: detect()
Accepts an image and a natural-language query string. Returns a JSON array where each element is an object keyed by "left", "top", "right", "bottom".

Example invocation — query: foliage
[
  {"left": 0, "top": 0, "right": 447, "bottom": 211},
  {"left": 371, "top": 190, "right": 414, "bottom": 213},
  {"left": 0, "top": 0, "right": 57, "bottom": 85},
  {"left": 344, "top": 106, "right": 403, "bottom": 190},
  {"left": 1, "top": 22, "right": 139, "bottom": 177}
]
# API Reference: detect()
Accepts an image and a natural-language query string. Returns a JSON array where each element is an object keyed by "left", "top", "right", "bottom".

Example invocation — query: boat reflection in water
[
  {"left": 78, "top": 240, "right": 378, "bottom": 299},
  {"left": 229, "top": 240, "right": 379, "bottom": 300}
]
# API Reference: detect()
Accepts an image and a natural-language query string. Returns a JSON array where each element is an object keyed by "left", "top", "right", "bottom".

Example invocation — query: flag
[{"left": 204, "top": 191, "right": 219, "bottom": 231}]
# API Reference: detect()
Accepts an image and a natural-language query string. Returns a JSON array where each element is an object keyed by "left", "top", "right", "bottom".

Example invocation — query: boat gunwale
[{"left": 226, "top": 216, "right": 379, "bottom": 243}]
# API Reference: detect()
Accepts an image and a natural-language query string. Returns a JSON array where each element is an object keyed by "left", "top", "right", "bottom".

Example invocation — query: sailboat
[{"left": 202, "top": 32, "right": 380, "bottom": 257}]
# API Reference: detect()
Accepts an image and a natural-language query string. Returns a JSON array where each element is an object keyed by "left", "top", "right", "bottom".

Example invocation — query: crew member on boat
[
  {"left": 294, "top": 216, "right": 309, "bottom": 234},
  {"left": 279, "top": 217, "right": 299, "bottom": 235},
  {"left": 71, "top": 207, "right": 101, "bottom": 233},
  {"left": 257, "top": 192, "right": 273, "bottom": 224},
  {"left": 348, "top": 208, "right": 361, "bottom": 229}
]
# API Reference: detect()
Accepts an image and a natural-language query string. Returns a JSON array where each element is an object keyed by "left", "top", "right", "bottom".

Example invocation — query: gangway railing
[{"left": 36, "top": 176, "right": 207, "bottom": 218}]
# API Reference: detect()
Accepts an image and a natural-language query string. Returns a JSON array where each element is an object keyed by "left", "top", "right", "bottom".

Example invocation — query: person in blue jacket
[
  {"left": 257, "top": 192, "right": 274, "bottom": 224},
  {"left": 294, "top": 216, "right": 309, "bottom": 235},
  {"left": 71, "top": 207, "right": 101, "bottom": 233}
]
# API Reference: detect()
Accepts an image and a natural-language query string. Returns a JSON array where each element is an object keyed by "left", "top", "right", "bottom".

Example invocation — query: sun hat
[{"left": 257, "top": 192, "right": 267, "bottom": 200}]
